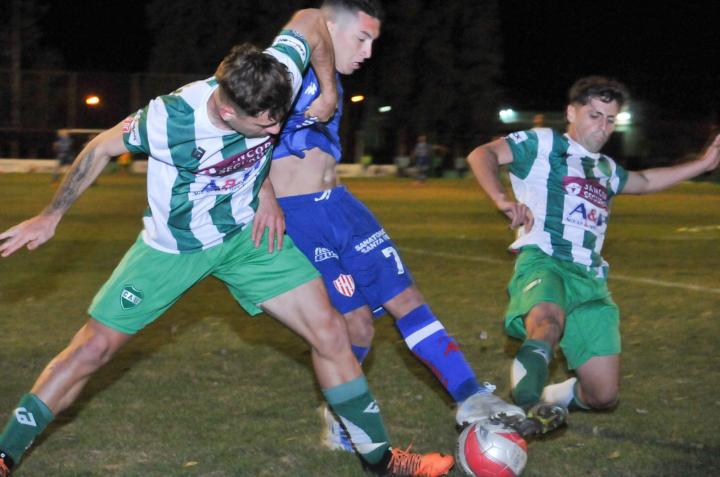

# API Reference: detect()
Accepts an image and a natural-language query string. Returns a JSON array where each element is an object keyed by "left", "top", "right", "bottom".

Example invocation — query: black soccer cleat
[{"left": 490, "top": 403, "right": 568, "bottom": 438}]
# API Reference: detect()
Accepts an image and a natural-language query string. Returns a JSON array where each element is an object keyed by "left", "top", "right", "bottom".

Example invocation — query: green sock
[
  {"left": 0, "top": 394, "right": 54, "bottom": 465},
  {"left": 323, "top": 377, "right": 390, "bottom": 465},
  {"left": 511, "top": 339, "right": 552, "bottom": 408}
]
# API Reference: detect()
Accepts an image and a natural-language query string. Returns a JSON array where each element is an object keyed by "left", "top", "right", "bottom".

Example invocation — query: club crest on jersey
[
  {"left": 120, "top": 285, "right": 144, "bottom": 310},
  {"left": 333, "top": 274, "right": 355, "bottom": 297}
]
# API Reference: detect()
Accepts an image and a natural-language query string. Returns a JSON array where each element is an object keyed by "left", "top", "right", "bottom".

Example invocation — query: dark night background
[
  {"left": 37, "top": 0, "right": 720, "bottom": 115},
  {"left": 2, "top": 0, "right": 719, "bottom": 162}
]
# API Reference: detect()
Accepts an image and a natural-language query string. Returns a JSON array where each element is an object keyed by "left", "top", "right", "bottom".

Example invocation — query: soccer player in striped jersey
[
  {"left": 0, "top": 9, "right": 452, "bottom": 477},
  {"left": 468, "top": 76, "right": 720, "bottom": 415},
  {"left": 269, "top": 0, "right": 525, "bottom": 452}
]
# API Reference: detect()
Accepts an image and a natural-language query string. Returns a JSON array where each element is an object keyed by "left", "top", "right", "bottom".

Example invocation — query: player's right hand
[
  {"left": 0, "top": 214, "right": 60, "bottom": 257},
  {"left": 305, "top": 90, "right": 338, "bottom": 123},
  {"left": 497, "top": 200, "right": 534, "bottom": 232}
]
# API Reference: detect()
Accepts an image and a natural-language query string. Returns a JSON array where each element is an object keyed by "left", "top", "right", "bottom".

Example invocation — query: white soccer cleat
[
  {"left": 455, "top": 385, "right": 526, "bottom": 428},
  {"left": 319, "top": 405, "right": 354, "bottom": 452}
]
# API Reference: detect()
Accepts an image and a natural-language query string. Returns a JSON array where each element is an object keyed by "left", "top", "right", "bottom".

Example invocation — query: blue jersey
[{"left": 272, "top": 67, "right": 344, "bottom": 162}]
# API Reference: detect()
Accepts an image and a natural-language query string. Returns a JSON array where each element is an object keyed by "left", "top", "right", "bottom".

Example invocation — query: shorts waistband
[{"left": 276, "top": 185, "right": 347, "bottom": 209}]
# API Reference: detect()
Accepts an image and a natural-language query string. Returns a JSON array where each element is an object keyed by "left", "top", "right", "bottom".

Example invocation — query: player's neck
[{"left": 207, "top": 91, "right": 233, "bottom": 131}]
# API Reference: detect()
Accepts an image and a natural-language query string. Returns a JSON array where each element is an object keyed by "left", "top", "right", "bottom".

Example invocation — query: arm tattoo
[{"left": 46, "top": 147, "right": 97, "bottom": 214}]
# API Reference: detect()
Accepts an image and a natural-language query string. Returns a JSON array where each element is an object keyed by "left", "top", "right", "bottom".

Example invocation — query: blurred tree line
[{"left": 144, "top": 0, "right": 503, "bottom": 152}]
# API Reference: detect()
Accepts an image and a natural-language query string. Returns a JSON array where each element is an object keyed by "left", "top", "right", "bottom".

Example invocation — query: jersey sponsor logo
[
  {"left": 508, "top": 131, "right": 528, "bottom": 144},
  {"left": 197, "top": 138, "right": 273, "bottom": 177},
  {"left": 333, "top": 274, "right": 356, "bottom": 297},
  {"left": 314, "top": 247, "right": 339, "bottom": 262},
  {"left": 354, "top": 229, "right": 390, "bottom": 254},
  {"left": 120, "top": 285, "right": 144, "bottom": 310},
  {"left": 14, "top": 407, "right": 37, "bottom": 427},
  {"left": 304, "top": 82, "right": 318, "bottom": 96},
  {"left": 562, "top": 177, "right": 608, "bottom": 209},
  {"left": 564, "top": 201, "right": 607, "bottom": 233},
  {"left": 191, "top": 159, "right": 264, "bottom": 198}
]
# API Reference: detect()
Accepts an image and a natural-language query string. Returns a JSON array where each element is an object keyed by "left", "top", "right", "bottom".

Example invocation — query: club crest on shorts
[
  {"left": 333, "top": 274, "right": 355, "bottom": 297},
  {"left": 120, "top": 285, "right": 144, "bottom": 310}
]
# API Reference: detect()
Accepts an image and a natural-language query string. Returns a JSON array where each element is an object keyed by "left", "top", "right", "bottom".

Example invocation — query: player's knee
[
  {"left": 525, "top": 303, "right": 564, "bottom": 341},
  {"left": 74, "top": 332, "right": 115, "bottom": 369},
  {"left": 345, "top": 308, "right": 375, "bottom": 345},
  {"left": 583, "top": 383, "right": 619, "bottom": 410},
  {"left": 311, "top": 309, "right": 351, "bottom": 356},
  {"left": 385, "top": 286, "right": 425, "bottom": 316}
]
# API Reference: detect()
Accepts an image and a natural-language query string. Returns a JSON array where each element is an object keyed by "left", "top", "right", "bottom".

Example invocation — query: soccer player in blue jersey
[
  {"left": 269, "top": 0, "right": 526, "bottom": 451},
  {"left": 0, "top": 9, "right": 454, "bottom": 477},
  {"left": 467, "top": 76, "right": 720, "bottom": 414}
]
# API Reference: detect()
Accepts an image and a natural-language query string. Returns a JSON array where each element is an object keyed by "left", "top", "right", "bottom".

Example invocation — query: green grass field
[{"left": 1, "top": 173, "right": 719, "bottom": 477}]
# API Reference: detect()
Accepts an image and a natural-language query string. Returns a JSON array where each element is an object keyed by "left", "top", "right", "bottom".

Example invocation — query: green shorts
[
  {"left": 505, "top": 246, "right": 621, "bottom": 369},
  {"left": 89, "top": 225, "right": 320, "bottom": 334}
]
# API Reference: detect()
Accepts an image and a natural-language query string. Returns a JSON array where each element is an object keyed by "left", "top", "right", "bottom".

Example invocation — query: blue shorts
[{"left": 278, "top": 186, "right": 414, "bottom": 315}]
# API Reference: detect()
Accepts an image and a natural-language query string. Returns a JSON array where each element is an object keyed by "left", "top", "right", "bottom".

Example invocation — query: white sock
[{"left": 541, "top": 377, "right": 577, "bottom": 407}]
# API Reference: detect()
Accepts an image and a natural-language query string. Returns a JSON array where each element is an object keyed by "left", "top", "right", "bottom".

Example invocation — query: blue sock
[
  {"left": 395, "top": 305, "right": 480, "bottom": 402},
  {"left": 351, "top": 345, "right": 370, "bottom": 364}
]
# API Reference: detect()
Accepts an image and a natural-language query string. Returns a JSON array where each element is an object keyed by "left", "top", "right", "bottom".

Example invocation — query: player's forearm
[
  {"left": 259, "top": 174, "right": 277, "bottom": 199},
  {"left": 42, "top": 143, "right": 111, "bottom": 218},
  {"left": 287, "top": 9, "right": 337, "bottom": 104},
  {"left": 626, "top": 135, "right": 720, "bottom": 194},
  {"left": 467, "top": 146, "right": 511, "bottom": 207},
  {"left": 629, "top": 159, "right": 710, "bottom": 194}
]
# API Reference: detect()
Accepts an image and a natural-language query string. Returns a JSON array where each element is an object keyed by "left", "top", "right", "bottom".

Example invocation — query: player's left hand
[
  {"left": 701, "top": 133, "right": 720, "bottom": 172},
  {"left": 253, "top": 194, "right": 285, "bottom": 253},
  {"left": 305, "top": 90, "right": 338, "bottom": 123},
  {"left": 0, "top": 213, "right": 61, "bottom": 258}
]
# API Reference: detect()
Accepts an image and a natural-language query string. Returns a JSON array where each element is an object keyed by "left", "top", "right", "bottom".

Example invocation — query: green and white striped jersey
[
  {"left": 122, "top": 30, "right": 309, "bottom": 253},
  {"left": 505, "top": 128, "right": 629, "bottom": 276}
]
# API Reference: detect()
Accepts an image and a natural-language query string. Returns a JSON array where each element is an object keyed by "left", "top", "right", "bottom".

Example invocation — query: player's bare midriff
[{"left": 270, "top": 147, "right": 339, "bottom": 197}]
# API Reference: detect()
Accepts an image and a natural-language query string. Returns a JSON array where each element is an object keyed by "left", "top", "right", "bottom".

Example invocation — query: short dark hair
[
  {"left": 322, "top": 0, "right": 384, "bottom": 21},
  {"left": 214, "top": 43, "right": 293, "bottom": 121},
  {"left": 568, "top": 76, "right": 629, "bottom": 108}
]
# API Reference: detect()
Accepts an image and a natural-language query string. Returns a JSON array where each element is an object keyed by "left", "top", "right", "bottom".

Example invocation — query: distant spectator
[
  {"left": 51, "top": 129, "right": 74, "bottom": 182},
  {"left": 412, "top": 134, "right": 431, "bottom": 183},
  {"left": 393, "top": 143, "right": 411, "bottom": 177}
]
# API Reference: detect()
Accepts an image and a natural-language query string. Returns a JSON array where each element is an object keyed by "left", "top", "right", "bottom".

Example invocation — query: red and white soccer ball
[{"left": 456, "top": 420, "right": 528, "bottom": 477}]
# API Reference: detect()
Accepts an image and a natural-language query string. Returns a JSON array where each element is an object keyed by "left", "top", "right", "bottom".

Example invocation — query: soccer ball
[{"left": 456, "top": 420, "right": 528, "bottom": 477}]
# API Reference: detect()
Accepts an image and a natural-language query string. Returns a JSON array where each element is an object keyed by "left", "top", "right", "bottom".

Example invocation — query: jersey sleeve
[
  {"left": 505, "top": 129, "right": 539, "bottom": 179},
  {"left": 121, "top": 107, "right": 150, "bottom": 155},
  {"left": 264, "top": 29, "right": 311, "bottom": 102},
  {"left": 608, "top": 157, "right": 629, "bottom": 196}
]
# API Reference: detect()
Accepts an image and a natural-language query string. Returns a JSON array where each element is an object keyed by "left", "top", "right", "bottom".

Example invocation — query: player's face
[
  {"left": 228, "top": 111, "right": 282, "bottom": 138},
  {"left": 566, "top": 97, "right": 620, "bottom": 153},
  {"left": 329, "top": 10, "right": 381, "bottom": 75}
]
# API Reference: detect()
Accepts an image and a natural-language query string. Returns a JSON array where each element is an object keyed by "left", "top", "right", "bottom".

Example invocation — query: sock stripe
[{"left": 404, "top": 321, "right": 444, "bottom": 349}]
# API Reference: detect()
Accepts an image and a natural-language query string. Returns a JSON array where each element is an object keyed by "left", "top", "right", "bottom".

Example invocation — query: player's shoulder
[
  {"left": 151, "top": 78, "right": 214, "bottom": 115},
  {"left": 506, "top": 128, "right": 557, "bottom": 148}
]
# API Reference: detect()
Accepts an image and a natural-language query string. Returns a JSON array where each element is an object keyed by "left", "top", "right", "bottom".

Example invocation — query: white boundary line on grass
[{"left": 401, "top": 247, "right": 720, "bottom": 295}]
